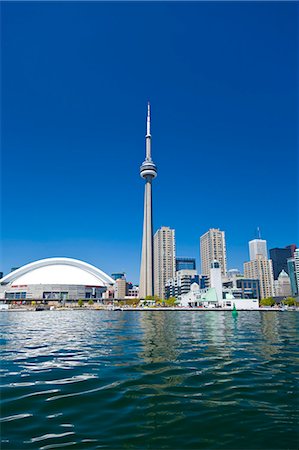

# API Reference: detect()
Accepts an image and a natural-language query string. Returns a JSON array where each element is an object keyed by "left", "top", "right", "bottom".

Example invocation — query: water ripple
[{"left": 1, "top": 310, "right": 298, "bottom": 449}]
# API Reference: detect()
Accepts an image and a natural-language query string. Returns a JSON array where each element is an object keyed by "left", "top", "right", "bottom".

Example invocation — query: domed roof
[
  {"left": 0, "top": 257, "right": 115, "bottom": 287},
  {"left": 278, "top": 269, "right": 289, "bottom": 279}
]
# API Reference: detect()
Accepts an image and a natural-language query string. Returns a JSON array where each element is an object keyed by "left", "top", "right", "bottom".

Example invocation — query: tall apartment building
[
  {"left": 200, "top": 228, "right": 227, "bottom": 277},
  {"left": 114, "top": 278, "right": 127, "bottom": 299},
  {"left": 249, "top": 239, "right": 268, "bottom": 260},
  {"left": 244, "top": 255, "right": 275, "bottom": 299},
  {"left": 154, "top": 226, "right": 176, "bottom": 299}
]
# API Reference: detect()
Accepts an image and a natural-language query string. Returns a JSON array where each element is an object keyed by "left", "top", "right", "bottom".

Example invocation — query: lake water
[{"left": 1, "top": 311, "right": 298, "bottom": 449}]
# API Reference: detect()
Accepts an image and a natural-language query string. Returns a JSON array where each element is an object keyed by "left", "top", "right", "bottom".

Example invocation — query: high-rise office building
[
  {"left": 269, "top": 247, "right": 292, "bottom": 279},
  {"left": 294, "top": 249, "right": 299, "bottom": 295},
  {"left": 154, "top": 226, "right": 176, "bottom": 299},
  {"left": 286, "top": 244, "right": 297, "bottom": 257},
  {"left": 200, "top": 228, "right": 227, "bottom": 276},
  {"left": 244, "top": 255, "right": 275, "bottom": 299},
  {"left": 287, "top": 257, "right": 298, "bottom": 297},
  {"left": 249, "top": 239, "right": 268, "bottom": 260},
  {"left": 139, "top": 103, "right": 157, "bottom": 299},
  {"left": 176, "top": 258, "right": 196, "bottom": 271}
]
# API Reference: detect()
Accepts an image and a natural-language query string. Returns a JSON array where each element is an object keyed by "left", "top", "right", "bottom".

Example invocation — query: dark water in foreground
[{"left": 1, "top": 311, "right": 298, "bottom": 450}]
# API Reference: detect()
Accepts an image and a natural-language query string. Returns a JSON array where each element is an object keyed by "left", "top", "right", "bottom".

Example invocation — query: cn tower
[{"left": 139, "top": 103, "right": 157, "bottom": 299}]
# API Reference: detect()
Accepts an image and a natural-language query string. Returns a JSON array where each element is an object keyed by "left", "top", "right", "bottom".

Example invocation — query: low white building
[{"left": 179, "top": 283, "right": 258, "bottom": 309}]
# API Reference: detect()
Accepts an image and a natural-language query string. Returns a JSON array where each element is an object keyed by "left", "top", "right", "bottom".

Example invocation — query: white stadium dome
[{"left": 0, "top": 257, "right": 114, "bottom": 287}]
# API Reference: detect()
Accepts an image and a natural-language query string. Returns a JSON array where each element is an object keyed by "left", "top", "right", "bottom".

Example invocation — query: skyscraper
[
  {"left": 294, "top": 249, "right": 299, "bottom": 295},
  {"left": 249, "top": 239, "right": 268, "bottom": 260},
  {"left": 244, "top": 256, "right": 275, "bottom": 299},
  {"left": 287, "top": 257, "right": 298, "bottom": 297},
  {"left": 269, "top": 247, "right": 292, "bottom": 279},
  {"left": 244, "top": 236, "right": 275, "bottom": 300},
  {"left": 200, "top": 228, "right": 227, "bottom": 277},
  {"left": 139, "top": 103, "right": 157, "bottom": 299},
  {"left": 154, "top": 226, "right": 176, "bottom": 299}
]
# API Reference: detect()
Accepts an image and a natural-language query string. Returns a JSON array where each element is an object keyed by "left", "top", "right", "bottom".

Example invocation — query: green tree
[
  {"left": 145, "top": 295, "right": 161, "bottom": 302},
  {"left": 164, "top": 297, "right": 177, "bottom": 307},
  {"left": 88, "top": 299, "right": 94, "bottom": 306},
  {"left": 283, "top": 297, "right": 298, "bottom": 307},
  {"left": 260, "top": 297, "right": 275, "bottom": 307},
  {"left": 78, "top": 299, "right": 84, "bottom": 307}
]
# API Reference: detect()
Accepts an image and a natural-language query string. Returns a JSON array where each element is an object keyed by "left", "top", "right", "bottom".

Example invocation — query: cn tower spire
[
  {"left": 139, "top": 102, "right": 157, "bottom": 299},
  {"left": 146, "top": 102, "right": 151, "bottom": 138},
  {"left": 146, "top": 102, "right": 152, "bottom": 160}
]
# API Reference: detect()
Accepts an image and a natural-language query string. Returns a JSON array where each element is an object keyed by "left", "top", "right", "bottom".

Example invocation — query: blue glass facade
[
  {"left": 236, "top": 279, "right": 260, "bottom": 299},
  {"left": 176, "top": 258, "right": 196, "bottom": 271},
  {"left": 287, "top": 259, "right": 298, "bottom": 296},
  {"left": 270, "top": 248, "right": 292, "bottom": 279}
]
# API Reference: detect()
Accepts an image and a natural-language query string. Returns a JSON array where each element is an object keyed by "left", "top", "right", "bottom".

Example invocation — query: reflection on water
[{"left": 1, "top": 311, "right": 298, "bottom": 449}]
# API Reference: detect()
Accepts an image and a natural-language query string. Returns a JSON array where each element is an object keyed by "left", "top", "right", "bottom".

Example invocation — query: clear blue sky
[{"left": 1, "top": 2, "right": 298, "bottom": 283}]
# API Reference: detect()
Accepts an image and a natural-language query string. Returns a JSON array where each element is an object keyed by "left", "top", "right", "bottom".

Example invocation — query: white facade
[
  {"left": 180, "top": 283, "right": 258, "bottom": 309},
  {"left": 139, "top": 103, "right": 157, "bottom": 299},
  {"left": 249, "top": 239, "right": 268, "bottom": 260},
  {"left": 200, "top": 228, "right": 227, "bottom": 277},
  {"left": 210, "top": 260, "right": 223, "bottom": 302},
  {"left": 0, "top": 257, "right": 115, "bottom": 301},
  {"left": 274, "top": 270, "right": 292, "bottom": 297},
  {"left": 244, "top": 256, "right": 274, "bottom": 299},
  {"left": 166, "top": 269, "right": 197, "bottom": 300},
  {"left": 154, "top": 226, "right": 176, "bottom": 299}
]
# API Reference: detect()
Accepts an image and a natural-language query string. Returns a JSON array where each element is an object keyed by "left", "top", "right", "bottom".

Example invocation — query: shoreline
[{"left": 1, "top": 307, "right": 297, "bottom": 312}]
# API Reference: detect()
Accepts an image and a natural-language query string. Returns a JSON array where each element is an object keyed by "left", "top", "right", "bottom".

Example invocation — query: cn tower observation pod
[{"left": 0, "top": 257, "right": 115, "bottom": 301}]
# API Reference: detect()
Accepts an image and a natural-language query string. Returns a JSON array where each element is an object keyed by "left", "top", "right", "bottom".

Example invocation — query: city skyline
[{"left": 1, "top": 2, "right": 298, "bottom": 283}]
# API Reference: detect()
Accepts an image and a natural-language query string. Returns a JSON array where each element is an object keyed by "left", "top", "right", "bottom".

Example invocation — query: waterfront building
[
  {"left": 249, "top": 239, "right": 268, "bottom": 260},
  {"left": 165, "top": 269, "right": 197, "bottom": 300},
  {"left": 295, "top": 249, "right": 299, "bottom": 294},
  {"left": 176, "top": 257, "right": 196, "bottom": 271},
  {"left": 154, "top": 226, "right": 176, "bottom": 299},
  {"left": 274, "top": 270, "right": 292, "bottom": 297},
  {"left": 287, "top": 257, "right": 298, "bottom": 297},
  {"left": 210, "top": 260, "right": 223, "bottom": 302},
  {"left": 126, "top": 286, "right": 139, "bottom": 298},
  {"left": 269, "top": 247, "right": 292, "bottom": 279},
  {"left": 244, "top": 255, "right": 274, "bottom": 299},
  {"left": 114, "top": 278, "right": 127, "bottom": 299},
  {"left": 139, "top": 103, "right": 157, "bottom": 299},
  {"left": 200, "top": 228, "right": 227, "bottom": 277},
  {"left": 223, "top": 277, "right": 260, "bottom": 299},
  {"left": 179, "top": 282, "right": 258, "bottom": 309},
  {"left": 0, "top": 257, "right": 114, "bottom": 301}
]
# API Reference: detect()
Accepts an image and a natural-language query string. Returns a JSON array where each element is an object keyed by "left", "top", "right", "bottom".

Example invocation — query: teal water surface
[{"left": 1, "top": 311, "right": 298, "bottom": 449}]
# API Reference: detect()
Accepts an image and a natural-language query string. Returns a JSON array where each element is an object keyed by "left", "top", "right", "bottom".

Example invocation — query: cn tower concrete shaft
[{"left": 139, "top": 103, "right": 157, "bottom": 299}]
